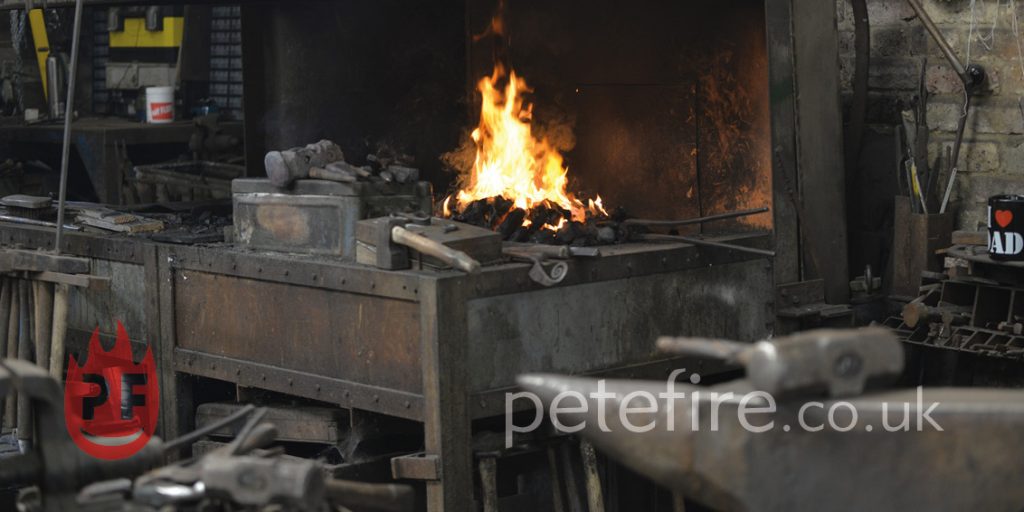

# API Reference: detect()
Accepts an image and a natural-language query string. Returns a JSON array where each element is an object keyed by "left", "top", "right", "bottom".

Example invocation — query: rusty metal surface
[
  {"left": 173, "top": 270, "right": 423, "bottom": 394},
  {"left": 466, "top": 258, "right": 772, "bottom": 392}
]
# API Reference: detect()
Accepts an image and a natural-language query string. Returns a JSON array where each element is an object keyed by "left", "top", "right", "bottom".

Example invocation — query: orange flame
[{"left": 453, "top": 65, "right": 603, "bottom": 225}]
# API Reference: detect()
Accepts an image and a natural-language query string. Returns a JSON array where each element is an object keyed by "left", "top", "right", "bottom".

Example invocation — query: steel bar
[
  {"left": 639, "top": 234, "right": 776, "bottom": 257},
  {"left": 53, "top": 0, "right": 85, "bottom": 254},
  {"left": 623, "top": 207, "right": 769, "bottom": 228}
]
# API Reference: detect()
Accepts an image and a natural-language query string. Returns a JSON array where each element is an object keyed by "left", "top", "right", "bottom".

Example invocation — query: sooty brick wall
[{"left": 837, "top": 0, "right": 1024, "bottom": 230}]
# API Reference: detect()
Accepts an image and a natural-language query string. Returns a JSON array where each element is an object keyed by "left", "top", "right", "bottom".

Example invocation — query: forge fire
[{"left": 442, "top": 64, "right": 612, "bottom": 244}]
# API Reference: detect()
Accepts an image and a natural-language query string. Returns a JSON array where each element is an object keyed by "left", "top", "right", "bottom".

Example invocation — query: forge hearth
[{"left": 224, "top": 0, "right": 846, "bottom": 508}]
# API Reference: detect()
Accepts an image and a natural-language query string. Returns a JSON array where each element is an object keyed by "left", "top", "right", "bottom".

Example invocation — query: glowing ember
[{"left": 447, "top": 64, "right": 606, "bottom": 227}]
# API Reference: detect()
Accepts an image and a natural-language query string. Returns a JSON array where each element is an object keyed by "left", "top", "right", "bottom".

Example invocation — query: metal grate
[
  {"left": 209, "top": 5, "right": 242, "bottom": 120},
  {"left": 90, "top": 8, "right": 109, "bottom": 114}
]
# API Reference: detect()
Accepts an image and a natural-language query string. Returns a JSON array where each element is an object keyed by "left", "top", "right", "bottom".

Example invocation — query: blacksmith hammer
[{"left": 359, "top": 217, "right": 481, "bottom": 274}]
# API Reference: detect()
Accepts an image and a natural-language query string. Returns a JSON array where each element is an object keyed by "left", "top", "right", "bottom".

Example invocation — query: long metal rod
[
  {"left": 53, "top": 0, "right": 85, "bottom": 254},
  {"left": 623, "top": 207, "right": 770, "bottom": 228},
  {"left": 905, "top": 0, "right": 967, "bottom": 80},
  {"left": 639, "top": 233, "right": 776, "bottom": 257}
]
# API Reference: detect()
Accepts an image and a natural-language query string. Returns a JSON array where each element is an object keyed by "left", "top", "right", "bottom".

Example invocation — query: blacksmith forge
[{"left": 0, "top": 0, "right": 850, "bottom": 511}]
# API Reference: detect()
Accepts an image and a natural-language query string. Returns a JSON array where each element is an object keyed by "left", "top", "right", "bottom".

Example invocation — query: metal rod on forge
[
  {"left": 639, "top": 233, "right": 776, "bottom": 257},
  {"left": 622, "top": 207, "right": 770, "bottom": 228}
]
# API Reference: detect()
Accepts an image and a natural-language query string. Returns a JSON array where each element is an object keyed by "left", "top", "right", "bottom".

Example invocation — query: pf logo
[{"left": 64, "top": 322, "right": 159, "bottom": 460}]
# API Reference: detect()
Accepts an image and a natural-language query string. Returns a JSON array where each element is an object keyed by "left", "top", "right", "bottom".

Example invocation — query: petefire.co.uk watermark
[{"left": 505, "top": 370, "right": 943, "bottom": 448}]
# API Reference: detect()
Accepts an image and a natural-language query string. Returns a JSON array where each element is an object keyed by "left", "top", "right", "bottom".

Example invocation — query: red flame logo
[{"left": 63, "top": 321, "right": 159, "bottom": 460}]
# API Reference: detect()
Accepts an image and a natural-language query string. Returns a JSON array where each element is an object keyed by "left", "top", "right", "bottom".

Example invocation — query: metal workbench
[
  {"left": 0, "top": 222, "right": 773, "bottom": 509},
  {"left": 0, "top": 118, "right": 242, "bottom": 203}
]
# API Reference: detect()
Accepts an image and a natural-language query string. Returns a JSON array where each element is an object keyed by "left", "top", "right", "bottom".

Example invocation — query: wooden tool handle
[
  {"left": 50, "top": 283, "right": 68, "bottom": 380},
  {"left": 391, "top": 226, "right": 481, "bottom": 274}
]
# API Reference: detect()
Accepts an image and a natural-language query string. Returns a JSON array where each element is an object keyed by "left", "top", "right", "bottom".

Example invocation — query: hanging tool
[{"left": 905, "top": 0, "right": 987, "bottom": 214}]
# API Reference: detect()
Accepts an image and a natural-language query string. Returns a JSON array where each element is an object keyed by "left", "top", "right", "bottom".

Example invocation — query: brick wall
[{"left": 837, "top": 0, "right": 1024, "bottom": 230}]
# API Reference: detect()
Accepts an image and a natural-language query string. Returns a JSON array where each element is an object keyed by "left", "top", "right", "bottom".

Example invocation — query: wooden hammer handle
[{"left": 391, "top": 226, "right": 481, "bottom": 274}]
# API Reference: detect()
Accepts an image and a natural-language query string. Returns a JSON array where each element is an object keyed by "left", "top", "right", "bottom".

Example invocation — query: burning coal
[{"left": 443, "top": 65, "right": 607, "bottom": 234}]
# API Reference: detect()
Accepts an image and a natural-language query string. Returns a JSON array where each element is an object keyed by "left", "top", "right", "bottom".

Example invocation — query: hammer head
[
  {"left": 355, "top": 217, "right": 409, "bottom": 270},
  {"left": 264, "top": 150, "right": 306, "bottom": 187},
  {"left": 265, "top": 140, "right": 345, "bottom": 187}
]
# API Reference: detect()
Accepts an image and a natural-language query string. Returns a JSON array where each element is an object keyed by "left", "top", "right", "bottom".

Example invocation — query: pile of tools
[
  {"left": 0, "top": 195, "right": 165, "bottom": 234},
  {"left": 265, "top": 140, "right": 420, "bottom": 188},
  {"left": 899, "top": 0, "right": 988, "bottom": 216},
  {"left": 0, "top": 248, "right": 109, "bottom": 453},
  {"left": 0, "top": 360, "right": 415, "bottom": 512},
  {"left": 448, "top": 195, "right": 775, "bottom": 257}
]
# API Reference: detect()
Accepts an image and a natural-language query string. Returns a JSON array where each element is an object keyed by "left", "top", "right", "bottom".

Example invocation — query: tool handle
[
  {"left": 391, "top": 226, "right": 481, "bottom": 274},
  {"left": 309, "top": 166, "right": 358, "bottom": 183}
]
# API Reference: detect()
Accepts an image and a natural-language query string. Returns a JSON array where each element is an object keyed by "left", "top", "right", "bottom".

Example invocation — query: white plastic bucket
[{"left": 145, "top": 86, "right": 175, "bottom": 124}]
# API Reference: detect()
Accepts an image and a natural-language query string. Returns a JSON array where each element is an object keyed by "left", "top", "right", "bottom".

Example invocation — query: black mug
[{"left": 988, "top": 194, "right": 1024, "bottom": 261}]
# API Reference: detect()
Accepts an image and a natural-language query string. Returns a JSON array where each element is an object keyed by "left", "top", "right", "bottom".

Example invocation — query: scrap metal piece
[
  {"left": 528, "top": 259, "right": 568, "bottom": 287},
  {"left": 517, "top": 373, "right": 1024, "bottom": 512},
  {"left": 657, "top": 327, "right": 903, "bottom": 399}
]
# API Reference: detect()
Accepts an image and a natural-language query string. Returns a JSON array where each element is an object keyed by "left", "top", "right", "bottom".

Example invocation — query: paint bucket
[
  {"left": 988, "top": 195, "right": 1024, "bottom": 261},
  {"left": 145, "top": 86, "right": 175, "bottom": 124}
]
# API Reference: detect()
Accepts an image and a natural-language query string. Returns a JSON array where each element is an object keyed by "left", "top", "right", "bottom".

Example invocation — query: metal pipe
[
  {"left": 623, "top": 207, "right": 770, "bottom": 228},
  {"left": 53, "top": 0, "right": 85, "bottom": 254},
  {"left": 905, "top": 0, "right": 967, "bottom": 80}
]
